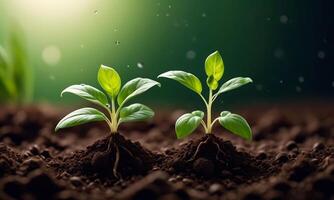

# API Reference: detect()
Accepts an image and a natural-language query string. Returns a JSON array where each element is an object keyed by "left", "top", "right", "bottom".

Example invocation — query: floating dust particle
[
  {"left": 298, "top": 76, "right": 304, "bottom": 83},
  {"left": 186, "top": 50, "right": 196, "bottom": 60},
  {"left": 256, "top": 84, "right": 263, "bottom": 91},
  {"left": 280, "top": 15, "right": 288, "bottom": 24},
  {"left": 318, "top": 51, "right": 325, "bottom": 59},
  {"left": 296, "top": 86, "right": 302, "bottom": 92},
  {"left": 274, "top": 48, "right": 284, "bottom": 59},
  {"left": 137, "top": 62, "right": 144, "bottom": 69}
]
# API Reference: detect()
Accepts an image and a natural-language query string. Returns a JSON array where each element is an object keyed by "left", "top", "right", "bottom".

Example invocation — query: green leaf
[
  {"left": 61, "top": 84, "right": 108, "bottom": 108},
  {"left": 206, "top": 75, "right": 219, "bottom": 90},
  {"left": 218, "top": 111, "right": 252, "bottom": 140},
  {"left": 9, "top": 27, "right": 33, "bottom": 103},
  {"left": 0, "top": 46, "right": 10, "bottom": 69},
  {"left": 55, "top": 108, "right": 108, "bottom": 132},
  {"left": 119, "top": 103, "right": 154, "bottom": 123},
  {"left": 0, "top": 47, "right": 10, "bottom": 90},
  {"left": 158, "top": 70, "right": 202, "bottom": 94},
  {"left": 205, "top": 51, "right": 224, "bottom": 82},
  {"left": 117, "top": 78, "right": 160, "bottom": 105},
  {"left": 97, "top": 65, "right": 121, "bottom": 98},
  {"left": 0, "top": 46, "right": 17, "bottom": 100},
  {"left": 216, "top": 77, "right": 253, "bottom": 96},
  {"left": 175, "top": 111, "right": 204, "bottom": 139}
]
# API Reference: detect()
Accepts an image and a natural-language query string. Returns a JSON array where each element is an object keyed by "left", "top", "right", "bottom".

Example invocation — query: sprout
[
  {"left": 55, "top": 65, "right": 160, "bottom": 133},
  {"left": 159, "top": 51, "right": 253, "bottom": 140}
]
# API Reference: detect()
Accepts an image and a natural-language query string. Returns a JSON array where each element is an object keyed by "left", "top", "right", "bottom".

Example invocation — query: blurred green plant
[{"left": 0, "top": 28, "right": 33, "bottom": 103}]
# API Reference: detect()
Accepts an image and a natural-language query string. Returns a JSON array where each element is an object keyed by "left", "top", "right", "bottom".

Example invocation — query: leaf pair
[
  {"left": 158, "top": 72, "right": 252, "bottom": 99},
  {"left": 175, "top": 111, "right": 251, "bottom": 140},
  {"left": 55, "top": 65, "right": 160, "bottom": 132},
  {"left": 55, "top": 104, "right": 154, "bottom": 131}
]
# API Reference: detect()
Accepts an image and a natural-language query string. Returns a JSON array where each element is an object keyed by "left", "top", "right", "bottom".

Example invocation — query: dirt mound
[
  {"left": 165, "top": 135, "right": 274, "bottom": 180},
  {"left": 53, "top": 133, "right": 155, "bottom": 180}
]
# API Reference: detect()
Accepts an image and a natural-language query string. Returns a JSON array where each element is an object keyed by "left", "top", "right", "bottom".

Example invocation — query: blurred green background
[{"left": 0, "top": 0, "right": 333, "bottom": 108}]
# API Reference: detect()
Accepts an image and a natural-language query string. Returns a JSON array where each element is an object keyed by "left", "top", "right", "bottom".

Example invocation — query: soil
[
  {"left": 0, "top": 103, "right": 333, "bottom": 200},
  {"left": 53, "top": 133, "right": 155, "bottom": 181}
]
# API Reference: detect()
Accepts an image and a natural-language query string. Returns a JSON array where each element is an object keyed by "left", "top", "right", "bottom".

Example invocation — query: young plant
[
  {"left": 55, "top": 65, "right": 160, "bottom": 133},
  {"left": 158, "top": 51, "right": 253, "bottom": 140}
]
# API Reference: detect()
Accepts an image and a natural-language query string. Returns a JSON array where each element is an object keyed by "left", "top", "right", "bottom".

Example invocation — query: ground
[{"left": 0, "top": 102, "right": 333, "bottom": 200}]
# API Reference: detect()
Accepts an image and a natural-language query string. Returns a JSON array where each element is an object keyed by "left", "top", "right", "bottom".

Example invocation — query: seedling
[
  {"left": 159, "top": 50, "right": 253, "bottom": 140},
  {"left": 55, "top": 65, "right": 160, "bottom": 179},
  {"left": 55, "top": 65, "right": 160, "bottom": 133}
]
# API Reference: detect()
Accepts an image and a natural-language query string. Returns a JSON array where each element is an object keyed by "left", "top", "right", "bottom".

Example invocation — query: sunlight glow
[{"left": 9, "top": 0, "right": 93, "bottom": 19}]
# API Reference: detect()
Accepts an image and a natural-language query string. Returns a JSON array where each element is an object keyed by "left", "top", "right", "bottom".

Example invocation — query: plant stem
[
  {"left": 199, "top": 94, "right": 208, "bottom": 106},
  {"left": 211, "top": 117, "right": 220, "bottom": 127},
  {"left": 206, "top": 89, "right": 213, "bottom": 134},
  {"left": 115, "top": 100, "right": 126, "bottom": 121},
  {"left": 200, "top": 119, "right": 208, "bottom": 133},
  {"left": 110, "top": 98, "right": 118, "bottom": 133}
]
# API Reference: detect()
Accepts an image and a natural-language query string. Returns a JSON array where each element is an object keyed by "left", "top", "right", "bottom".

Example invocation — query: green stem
[
  {"left": 114, "top": 99, "right": 128, "bottom": 130},
  {"left": 212, "top": 93, "right": 218, "bottom": 102},
  {"left": 115, "top": 100, "right": 126, "bottom": 121},
  {"left": 206, "top": 89, "right": 213, "bottom": 134},
  {"left": 211, "top": 117, "right": 220, "bottom": 127},
  {"left": 105, "top": 117, "right": 113, "bottom": 132},
  {"left": 200, "top": 119, "right": 208, "bottom": 133},
  {"left": 199, "top": 94, "right": 208, "bottom": 106},
  {"left": 110, "top": 98, "right": 118, "bottom": 133}
]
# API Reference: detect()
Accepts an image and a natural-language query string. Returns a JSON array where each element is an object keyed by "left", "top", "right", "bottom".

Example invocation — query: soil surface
[{"left": 0, "top": 103, "right": 333, "bottom": 200}]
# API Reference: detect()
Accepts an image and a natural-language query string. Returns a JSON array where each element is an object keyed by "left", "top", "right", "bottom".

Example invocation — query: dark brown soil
[
  {"left": 0, "top": 103, "right": 333, "bottom": 200},
  {"left": 165, "top": 134, "right": 273, "bottom": 181},
  {"left": 52, "top": 133, "right": 155, "bottom": 181}
]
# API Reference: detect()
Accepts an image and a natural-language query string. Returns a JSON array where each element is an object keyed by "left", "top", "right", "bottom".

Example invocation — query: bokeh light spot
[
  {"left": 317, "top": 51, "right": 325, "bottom": 59},
  {"left": 42, "top": 45, "right": 61, "bottom": 66},
  {"left": 186, "top": 50, "right": 196, "bottom": 60},
  {"left": 280, "top": 15, "right": 288, "bottom": 24},
  {"left": 137, "top": 62, "right": 144, "bottom": 69},
  {"left": 298, "top": 76, "right": 304, "bottom": 83}
]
